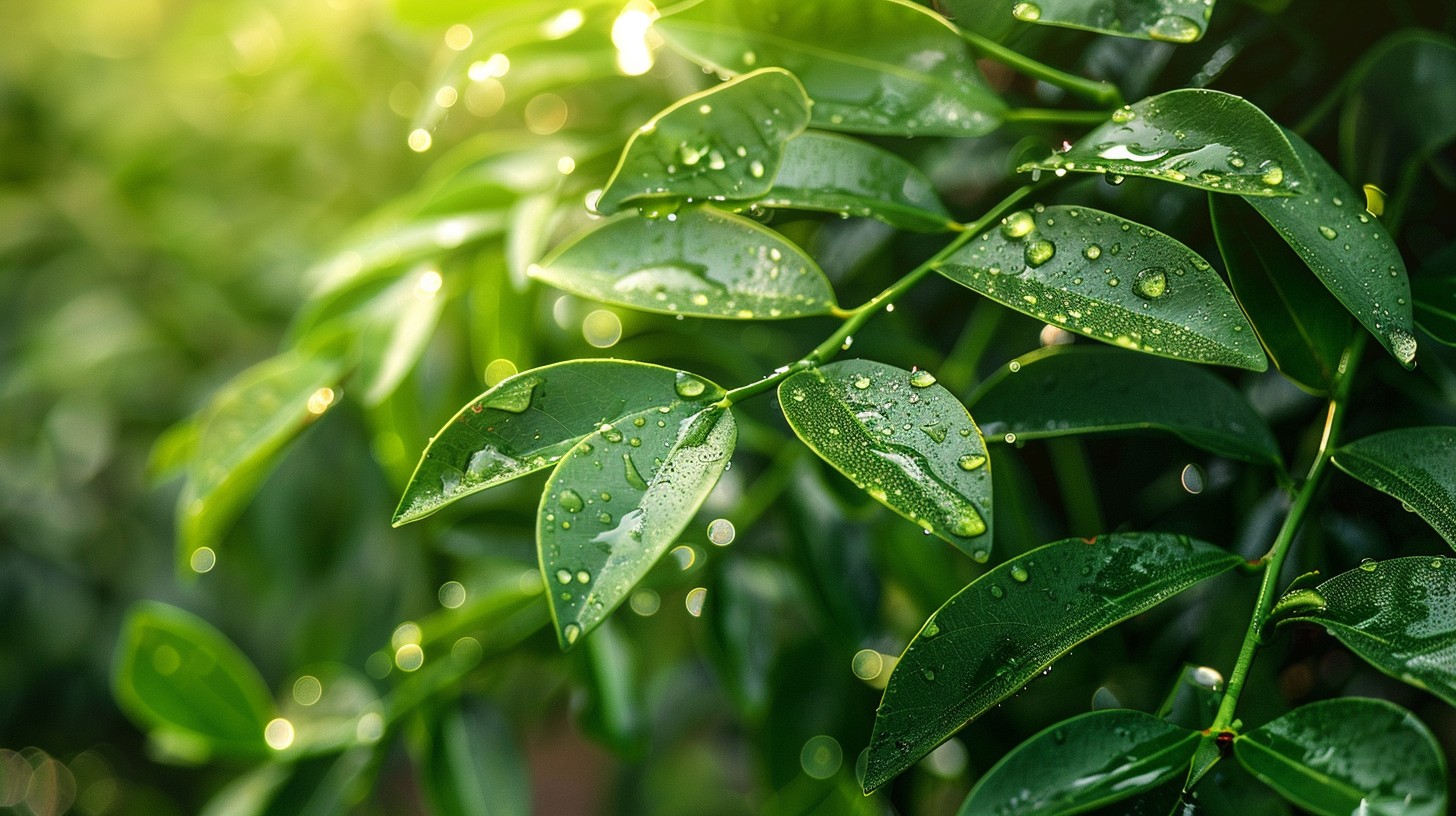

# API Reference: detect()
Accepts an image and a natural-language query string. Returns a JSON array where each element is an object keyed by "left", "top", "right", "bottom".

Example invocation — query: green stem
[
  {"left": 960, "top": 30, "right": 1124, "bottom": 108},
  {"left": 1047, "top": 439, "right": 1104, "bottom": 536},
  {"left": 1003, "top": 108, "right": 1115, "bottom": 126}
]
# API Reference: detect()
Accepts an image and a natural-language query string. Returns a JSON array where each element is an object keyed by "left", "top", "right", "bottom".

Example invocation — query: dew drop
[
  {"left": 1190, "top": 665, "right": 1224, "bottom": 691},
  {"left": 601, "top": 424, "right": 624, "bottom": 443},
  {"left": 1000, "top": 210, "right": 1035, "bottom": 239},
  {"left": 1083, "top": 244, "right": 1102, "bottom": 260},
  {"left": 958, "top": 454, "right": 986, "bottom": 471},
  {"left": 556, "top": 568, "right": 572, "bottom": 584},
  {"left": 598, "top": 511, "right": 613, "bottom": 524},
  {"left": 922, "top": 620, "right": 940, "bottom": 638},
  {"left": 563, "top": 623, "right": 581, "bottom": 644},
  {"left": 1318, "top": 225, "right": 1338, "bottom": 240},
  {"left": 1133, "top": 267, "right": 1168, "bottom": 300},
  {"left": 1260, "top": 165, "right": 1284, "bottom": 186},
  {"left": 1389, "top": 327, "right": 1417, "bottom": 365},
  {"left": 973, "top": 549, "right": 990, "bottom": 563},
  {"left": 1110, "top": 106, "right": 1135, "bottom": 124},
  {"left": 1010, "top": 564, "right": 1029, "bottom": 583},
  {"left": 990, "top": 584, "right": 1005, "bottom": 599},
  {"left": 1024, "top": 239, "right": 1055, "bottom": 268},
  {"left": 675, "top": 372, "right": 708, "bottom": 398},
  {"left": 623, "top": 453, "right": 649, "bottom": 490},
  {"left": 853, "top": 375, "right": 872, "bottom": 390},
  {"left": 749, "top": 159, "right": 765, "bottom": 178},
  {"left": 1147, "top": 14, "right": 1201, "bottom": 43},
  {"left": 559, "top": 489, "right": 584, "bottom": 513},
  {"left": 921, "top": 668, "right": 936, "bottom": 682},
  {"left": 1011, "top": 1, "right": 1041, "bottom": 20},
  {"left": 909, "top": 369, "right": 937, "bottom": 388},
  {"left": 1358, "top": 559, "right": 1378, "bottom": 573},
  {"left": 576, "top": 570, "right": 591, "bottom": 584}
]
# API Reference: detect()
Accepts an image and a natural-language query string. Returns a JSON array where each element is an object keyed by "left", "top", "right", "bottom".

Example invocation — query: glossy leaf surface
[
  {"left": 863, "top": 532, "right": 1242, "bottom": 792},
  {"left": 1235, "top": 698, "right": 1448, "bottom": 816},
  {"left": 596, "top": 68, "right": 811, "bottom": 215},
  {"left": 424, "top": 700, "right": 531, "bottom": 816},
  {"left": 958, "top": 710, "right": 1200, "bottom": 816},
  {"left": 779, "top": 360, "right": 992, "bottom": 560},
  {"left": 1021, "top": 90, "right": 1304, "bottom": 196},
  {"left": 1008, "top": 0, "right": 1214, "bottom": 42},
  {"left": 655, "top": 0, "right": 1005, "bottom": 137},
  {"left": 1334, "top": 427, "right": 1456, "bottom": 549},
  {"left": 530, "top": 207, "right": 839, "bottom": 319}
]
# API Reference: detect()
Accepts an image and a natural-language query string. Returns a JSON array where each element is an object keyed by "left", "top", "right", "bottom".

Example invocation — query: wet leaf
[
  {"left": 936, "top": 205, "right": 1266, "bottom": 370},
  {"left": 970, "top": 347, "right": 1280, "bottom": 466},
  {"left": 540, "top": 402, "right": 736, "bottom": 649},
  {"left": 529, "top": 207, "right": 839, "bottom": 319},
  {"left": 1006, "top": 0, "right": 1214, "bottom": 43},
  {"left": 394, "top": 361, "right": 717, "bottom": 525},
  {"left": 596, "top": 68, "right": 810, "bottom": 215},
  {"left": 1276, "top": 557, "right": 1456, "bottom": 706},
  {"left": 423, "top": 700, "right": 531, "bottom": 816},
  {"left": 1234, "top": 698, "right": 1448, "bottom": 816},
  {"left": 1021, "top": 89, "right": 1304, "bottom": 196},
  {"left": 1333, "top": 427, "right": 1456, "bottom": 549},
  {"left": 655, "top": 0, "right": 1005, "bottom": 137},
  {"left": 957, "top": 710, "right": 1200, "bottom": 816},
  {"left": 863, "top": 532, "right": 1242, "bottom": 792},
  {"left": 779, "top": 360, "right": 993, "bottom": 560}
]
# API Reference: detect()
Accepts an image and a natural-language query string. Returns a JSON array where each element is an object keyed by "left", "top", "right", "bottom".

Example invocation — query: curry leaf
[
  {"left": 1006, "top": 0, "right": 1216, "bottom": 43},
  {"left": 1333, "top": 427, "right": 1456, "bottom": 549}
]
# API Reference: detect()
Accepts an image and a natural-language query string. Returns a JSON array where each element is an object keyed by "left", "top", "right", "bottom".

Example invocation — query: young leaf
[
  {"left": 394, "top": 361, "right": 711, "bottom": 525},
  {"left": 595, "top": 68, "right": 811, "bottom": 215},
  {"left": 957, "top": 710, "right": 1200, "bottom": 816},
  {"left": 1244, "top": 131, "right": 1416, "bottom": 367},
  {"left": 540, "top": 402, "right": 736, "bottom": 649},
  {"left": 1333, "top": 427, "right": 1456, "bottom": 549},
  {"left": 1276, "top": 557, "right": 1456, "bottom": 705},
  {"left": 655, "top": 0, "right": 1005, "bottom": 137},
  {"left": 1005, "top": 0, "right": 1215, "bottom": 43},
  {"left": 778, "top": 360, "right": 993, "bottom": 561},
  {"left": 863, "top": 532, "right": 1242, "bottom": 792},
  {"left": 970, "top": 347, "right": 1281, "bottom": 466},
  {"left": 529, "top": 207, "right": 839, "bottom": 319},
  {"left": 1020, "top": 90, "right": 1305, "bottom": 196},
  {"left": 1234, "top": 698, "right": 1448, "bottom": 816},
  {"left": 423, "top": 700, "right": 531, "bottom": 816},
  {"left": 936, "top": 205, "right": 1266, "bottom": 370}
]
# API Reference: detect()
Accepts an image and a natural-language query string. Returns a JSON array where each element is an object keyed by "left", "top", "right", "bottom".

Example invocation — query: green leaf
[
  {"left": 1277, "top": 557, "right": 1456, "bottom": 706},
  {"left": 778, "top": 360, "right": 993, "bottom": 561},
  {"left": 655, "top": 0, "right": 1005, "bottom": 137},
  {"left": 1412, "top": 243, "right": 1456, "bottom": 345},
  {"left": 958, "top": 710, "right": 1200, "bottom": 816},
  {"left": 540, "top": 400, "right": 736, "bottom": 649},
  {"left": 1020, "top": 90, "right": 1305, "bottom": 196},
  {"left": 755, "top": 132, "right": 956, "bottom": 232},
  {"left": 423, "top": 700, "right": 531, "bottom": 816},
  {"left": 308, "top": 213, "right": 505, "bottom": 297},
  {"left": 1340, "top": 32, "right": 1456, "bottom": 191},
  {"left": 275, "top": 666, "right": 381, "bottom": 757},
  {"left": 530, "top": 207, "right": 839, "bottom": 319},
  {"left": 971, "top": 347, "right": 1281, "bottom": 466},
  {"left": 1007, "top": 0, "right": 1214, "bottom": 43},
  {"left": 596, "top": 68, "right": 811, "bottom": 215},
  {"left": 1210, "top": 194, "right": 1353, "bottom": 394},
  {"left": 1244, "top": 130, "right": 1416, "bottom": 367},
  {"left": 1333, "top": 427, "right": 1456, "bottom": 549},
  {"left": 112, "top": 602, "right": 275, "bottom": 759},
  {"left": 1234, "top": 698, "right": 1448, "bottom": 816},
  {"left": 936, "top": 205, "right": 1266, "bottom": 370},
  {"left": 863, "top": 532, "right": 1242, "bottom": 792},
  {"left": 394, "top": 361, "right": 714, "bottom": 525}
]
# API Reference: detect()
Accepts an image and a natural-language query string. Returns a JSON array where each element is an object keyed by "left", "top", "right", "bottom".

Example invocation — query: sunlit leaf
[
  {"left": 1020, "top": 90, "right": 1304, "bottom": 196},
  {"left": 1003, "top": 0, "right": 1215, "bottom": 43},
  {"left": 1341, "top": 31, "right": 1456, "bottom": 192},
  {"left": 1234, "top": 698, "right": 1448, "bottom": 816},
  {"left": 423, "top": 700, "right": 531, "bottom": 816},
  {"left": 307, "top": 213, "right": 505, "bottom": 297},
  {"left": 655, "top": 0, "right": 1005, "bottom": 137},
  {"left": 1333, "top": 427, "right": 1456, "bottom": 549},
  {"left": 863, "top": 532, "right": 1242, "bottom": 792},
  {"left": 958, "top": 710, "right": 1200, "bottom": 816},
  {"left": 276, "top": 666, "right": 381, "bottom": 757},
  {"left": 936, "top": 205, "right": 1266, "bottom": 369},
  {"left": 779, "top": 360, "right": 993, "bottom": 560},
  {"left": 530, "top": 207, "right": 839, "bottom": 319}
]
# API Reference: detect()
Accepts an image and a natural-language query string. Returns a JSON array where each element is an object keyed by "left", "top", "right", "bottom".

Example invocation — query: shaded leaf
[
  {"left": 1008, "top": 0, "right": 1214, "bottom": 43},
  {"left": 1411, "top": 243, "right": 1456, "bottom": 345},
  {"left": 779, "top": 360, "right": 993, "bottom": 560},
  {"left": 1334, "top": 427, "right": 1456, "bottom": 549},
  {"left": 423, "top": 700, "right": 531, "bottom": 816},
  {"left": 1234, "top": 698, "right": 1447, "bottom": 816},
  {"left": 1341, "top": 31, "right": 1456, "bottom": 191},
  {"left": 655, "top": 0, "right": 1005, "bottom": 137},
  {"left": 530, "top": 207, "right": 839, "bottom": 319},
  {"left": 864, "top": 532, "right": 1242, "bottom": 792},
  {"left": 581, "top": 618, "right": 646, "bottom": 754}
]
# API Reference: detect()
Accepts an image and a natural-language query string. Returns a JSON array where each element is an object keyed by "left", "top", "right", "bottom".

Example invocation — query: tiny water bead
[
  {"left": 1180, "top": 463, "right": 1206, "bottom": 494},
  {"left": 1083, "top": 244, "right": 1102, "bottom": 261},
  {"left": 707, "top": 518, "right": 736, "bottom": 546},
  {"left": 989, "top": 584, "right": 1005, "bottom": 599},
  {"left": 685, "top": 586, "right": 708, "bottom": 616},
  {"left": 852, "top": 649, "right": 885, "bottom": 681}
]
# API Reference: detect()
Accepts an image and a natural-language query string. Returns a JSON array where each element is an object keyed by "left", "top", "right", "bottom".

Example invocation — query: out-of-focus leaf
[
  {"left": 1021, "top": 90, "right": 1304, "bottom": 196},
  {"left": 778, "top": 360, "right": 993, "bottom": 561},
  {"left": 1234, "top": 698, "right": 1448, "bottom": 816},
  {"left": 148, "top": 416, "right": 198, "bottom": 485},
  {"left": 863, "top": 532, "right": 1242, "bottom": 792},
  {"left": 249, "top": 750, "right": 375, "bottom": 816},
  {"left": 1341, "top": 31, "right": 1456, "bottom": 191},
  {"left": 655, "top": 0, "right": 1005, "bottom": 137},
  {"left": 1412, "top": 246, "right": 1456, "bottom": 346},
  {"left": 1006, "top": 0, "right": 1214, "bottom": 43},
  {"left": 597, "top": 68, "right": 811, "bottom": 215},
  {"left": 277, "top": 666, "right": 382, "bottom": 757},
  {"left": 307, "top": 213, "right": 505, "bottom": 297},
  {"left": 957, "top": 710, "right": 1200, "bottom": 816},
  {"left": 199, "top": 764, "right": 290, "bottom": 816},
  {"left": 937, "top": 205, "right": 1265, "bottom": 369},
  {"left": 971, "top": 347, "right": 1280, "bottom": 465},
  {"left": 1333, "top": 427, "right": 1456, "bottom": 549},
  {"left": 423, "top": 700, "right": 531, "bottom": 816},
  {"left": 581, "top": 618, "right": 645, "bottom": 754},
  {"left": 530, "top": 207, "right": 839, "bottom": 319},
  {"left": 937, "top": 0, "right": 1018, "bottom": 41}
]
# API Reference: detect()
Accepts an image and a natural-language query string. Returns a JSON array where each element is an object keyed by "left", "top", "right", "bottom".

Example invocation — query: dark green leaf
[
  {"left": 937, "top": 0, "right": 1018, "bottom": 41},
  {"left": 529, "top": 207, "right": 839, "bottom": 319},
  {"left": 1334, "top": 427, "right": 1456, "bottom": 549},
  {"left": 1021, "top": 90, "right": 1305, "bottom": 196},
  {"left": 596, "top": 68, "right": 810, "bottom": 215},
  {"left": 655, "top": 0, "right": 1005, "bottom": 137},
  {"left": 1341, "top": 31, "right": 1456, "bottom": 191},
  {"left": 1007, "top": 0, "right": 1214, "bottom": 43},
  {"left": 778, "top": 360, "right": 993, "bottom": 560},
  {"left": 863, "top": 532, "right": 1242, "bottom": 792},
  {"left": 1234, "top": 698, "right": 1448, "bottom": 816},
  {"left": 1412, "top": 243, "right": 1456, "bottom": 345},
  {"left": 958, "top": 710, "right": 1200, "bottom": 816},
  {"left": 423, "top": 700, "right": 531, "bottom": 816}
]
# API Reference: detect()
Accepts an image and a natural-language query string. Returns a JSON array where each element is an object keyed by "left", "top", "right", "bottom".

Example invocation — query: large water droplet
[
  {"left": 1318, "top": 225, "right": 1338, "bottom": 240},
  {"left": 1000, "top": 210, "right": 1035, "bottom": 239},
  {"left": 623, "top": 453, "right": 649, "bottom": 490},
  {"left": 1010, "top": 564, "right": 1029, "bottom": 582},
  {"left": 1147, "top": 14, "right": 1201, "bottom": 43},
  {"left": 1133, "top": 267, "right": 1168, "bottom": 300},
  {"left": 556, "top": 568, "right": 572, "bottom": 584},
  {"left": 909, "top": 369, "right": 937, "bottom": 388},
  {"left": 958, "top": 454, "right": 986, "bottom": 471},
  {"left": 559, "top": 489, "right": 584, "bottom": 513},
  {"left": 1389, "top": 327, "right": 1417, "bottom": 365},
  {"left": 1260, "top": 165, "right": 1284, "bottom": 186},
  {"left": 1011, "top": 1, "right": 1041, "bottom": 20},
  {"left": 492, "top": 380, "right": 536, "bottom": 413},
  {"left": 1083, "top": 244, "right": 1102, "bottom": 260},
  {"left": 1025, "top": 239, "right": 1055, "bottom": 268},
  {"left": 1358, "top": 559, "right": 1378, "bottom": 573},
  {"left": 675, "top": 372, "right": 707, "bottom": 398}
]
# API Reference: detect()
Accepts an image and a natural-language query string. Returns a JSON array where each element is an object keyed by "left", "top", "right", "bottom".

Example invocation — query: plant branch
[{"left": 960, "top": 30, "right": 1124, "bottom": 108}]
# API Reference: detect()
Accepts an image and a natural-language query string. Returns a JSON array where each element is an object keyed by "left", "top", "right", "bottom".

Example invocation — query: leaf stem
[
  {"left": 960, "top": 30, "right": 1124, "bottom": 108},
  {"left": 1002, "top": 108, "right": 1115, "bottom": 126}
]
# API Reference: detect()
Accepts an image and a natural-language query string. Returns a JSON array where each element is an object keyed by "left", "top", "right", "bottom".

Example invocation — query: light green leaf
[
  {"left": 655, "top": 0, "right": 1005, "bottom": 137},
  {"left": 958, "top": 710, "right": 1200, "bottom": 816},
  {"left": 423, "top": 700, "right": 531, "bottom": 816},
  {"left": 971, "top": 347, "right": 1280, "bottom": 465},
  {"left": 936, "top": 205, "right": 1266, "bottom": 370},
  {"left": 540, "top": 400, "right": 736, "bottom": 649},
  {"left": 1020, "top": 90, "right": 1304, "bottom": 197},
  {"left": 596, "top": 68, "right": 810, "bottom": 215},
  {"left": 863, "top": 532, "right": 1242, "bottom": 792},
  {"left": 1234, "top": 698, "right": 1448, "bottom": 816},
  {"left": 1006, "top": 0, "right": 1214, "bottom": 43},
  {"left": 1334, "top": 427, "right": 1456, "bottom": 549},
  {"left": 778, "top": 360, "right": 993, "bottom": 560},
  {"left": 275, "top": 666, "right": 381, "bottom": 757},
  {"left": 307, "top": 213, "right": 505, "bottom": 297},
  {"left": 529, "top": 207, "right": 839, "bottom": 319}
]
